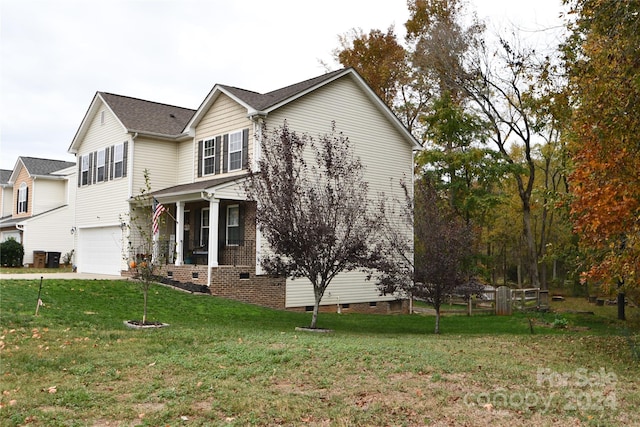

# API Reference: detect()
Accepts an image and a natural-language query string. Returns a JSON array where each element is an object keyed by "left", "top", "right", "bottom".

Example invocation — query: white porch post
[
  {"left": 207, "top": 198, "right": 219, "bottom": 288},
  {"left": 152, "top": 232, "right": 159, "bottom": 263},
  {"left": 208, "top": 198, "right": 219, "bottom": 268},
  {"left": 175, "top": 201, "right": 184, "bottom": 266}
]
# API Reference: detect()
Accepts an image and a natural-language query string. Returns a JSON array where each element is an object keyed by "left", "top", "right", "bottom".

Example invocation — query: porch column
[
  {"left": 208, "top": 198, "right": 219, "bottom": 268},
  {"left": 175, "top": 201, "right": 184, "bottom": 266}
]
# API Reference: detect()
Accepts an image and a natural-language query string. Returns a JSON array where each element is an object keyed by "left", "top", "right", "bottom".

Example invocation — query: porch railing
[{"left": 184, "top": 240, "right": 255, "bottom": 267}]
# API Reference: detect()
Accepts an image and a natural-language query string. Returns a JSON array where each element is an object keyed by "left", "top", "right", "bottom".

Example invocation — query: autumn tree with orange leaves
[{"left": 565, "top": 0, "right": 640, "bottom": 315}]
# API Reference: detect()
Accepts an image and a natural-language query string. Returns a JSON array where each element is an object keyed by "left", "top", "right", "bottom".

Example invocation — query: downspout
[{"left": 128, "top": 133, "right": 138, "bottom": 198}]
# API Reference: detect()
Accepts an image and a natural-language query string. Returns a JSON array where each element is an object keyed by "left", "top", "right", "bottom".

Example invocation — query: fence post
[{"left": 496, "top": 286, "right": 512, "bottom": 315}]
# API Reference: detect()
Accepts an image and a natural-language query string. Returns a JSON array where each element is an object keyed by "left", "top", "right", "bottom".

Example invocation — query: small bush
[
  {"left": 0, "top": 238, "right": 24, "bottom": 267},
  {"left": 552, "top": 315, "right": 569, "bottom": 329}
]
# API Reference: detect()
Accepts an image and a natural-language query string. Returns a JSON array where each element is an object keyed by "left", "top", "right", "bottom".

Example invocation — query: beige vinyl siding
[
  {"left": 263, "top": 75, "right": 414, "bottom": 308},
  {"left": 131, "top": 137, "right": 179, "bottom": 193},
  {"left": 176, "top": 140, "right": 194, "bottom": 184},
  {"left": 32, "top": 179, "right": 67, "bottom": 215},
  {"left": 75, "top": 102, "right": 131, "bottom": 231},
  {"left": 1, "top": 186, "right": 12, "bottom": 217},
  {"left": 286, "top": 273, "right": 397, "bottom": 308},
  {"left": 194, "top": 93, "right": 253, "bottom": 180},
  {"left": 19, "top": 207, "right": 74, "bottom": 265}
]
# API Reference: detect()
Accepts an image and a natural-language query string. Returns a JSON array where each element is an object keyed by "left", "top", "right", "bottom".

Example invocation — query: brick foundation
[{"left": 123, "top": 265, "right": 407, "bottom": 314}]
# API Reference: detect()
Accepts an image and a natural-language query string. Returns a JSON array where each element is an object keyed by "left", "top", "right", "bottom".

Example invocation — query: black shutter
[
  {"left": 239, "top": 203, "right": 245, "bottom": 243},
  {"left": 122, "top": 141, "right": 128, "bottom": 177},
  {"left": 25, "top": 187, "right": 28, "bottom": 213},
  {"left": 218, "top": 205, "right": 227, "bottom": 249},
  {"left": 197, "top": 140, "right": 203, "bottom": 177},
  {"left": 77, "top": 157, "right": 82, "bottom": 187},
  {"left": 214, "top": 136, "right": 221, "bottom": 174},
  {"left": 242, "top": 128, "right": 249, "bottom": 169},
  {"left": 222, "top": 134, "right": 229, "bottom": 173}
]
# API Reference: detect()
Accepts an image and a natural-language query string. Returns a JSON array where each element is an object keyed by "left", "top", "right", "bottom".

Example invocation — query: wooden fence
[{"left": 416, "top": 287, "right": 550, "bottom": 316}]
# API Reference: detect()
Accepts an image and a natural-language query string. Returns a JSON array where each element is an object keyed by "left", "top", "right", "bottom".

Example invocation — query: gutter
[{"left": 128, "top": 133, "right": 138, "bottom": 198}]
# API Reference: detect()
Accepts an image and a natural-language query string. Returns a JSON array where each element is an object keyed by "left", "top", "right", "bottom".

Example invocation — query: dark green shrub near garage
[{"left": 1, "top": 238, "right": 24, "bottom": 267}]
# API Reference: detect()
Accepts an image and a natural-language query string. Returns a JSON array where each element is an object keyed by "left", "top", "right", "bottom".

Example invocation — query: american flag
[{"left": 152, "top": 197, "right": 166, "bottom": 234}]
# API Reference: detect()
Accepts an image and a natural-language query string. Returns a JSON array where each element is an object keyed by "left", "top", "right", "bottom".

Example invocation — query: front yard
[{"left": 1, "top": 278, "right": 638, "bottom": 426}]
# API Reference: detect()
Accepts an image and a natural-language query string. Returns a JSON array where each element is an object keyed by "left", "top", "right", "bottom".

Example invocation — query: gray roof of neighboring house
[
  {"left": 99, "top": 92, "right": 196, "bottom": 137},
  {"left": 20, "top": 157, "right": 76, "bottom": 176},
  {"left": 0, "top": 169, "right": 12, "bottom": 185},
  {"left": 219, "top": 68, "right": 346, "bottom": 111}
]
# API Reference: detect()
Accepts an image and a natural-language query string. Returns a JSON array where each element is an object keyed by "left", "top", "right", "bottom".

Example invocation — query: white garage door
[{"left": 78, "top": 226, "right": 123, "bottom": 275}]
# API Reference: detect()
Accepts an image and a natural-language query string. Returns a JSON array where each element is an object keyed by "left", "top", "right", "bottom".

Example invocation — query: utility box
[
  {"left": 33, "top": 251, "right": 46, "bottom": 268},
  {"left": 46, "top": 252, "right": 61, "bottom": 268}
]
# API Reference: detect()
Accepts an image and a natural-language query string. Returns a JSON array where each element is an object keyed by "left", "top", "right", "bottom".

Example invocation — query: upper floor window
[
  {"left": 228, "top": 131, "right": 242, "bottom": 171},
  {"left": 113, "top": 143, "right": 124, "bottom": 178},
  {"left": 17, "top": 182, "right": 28, "bottom": 214},
  {"left": 203, "top": 138, "right": 215, "bottom": 175},
  {"left": 96, "top": 149, "right": 106, "bottom": 182},
  {"left": 81, "top": 154, "right": 90, "bottom": 186}
]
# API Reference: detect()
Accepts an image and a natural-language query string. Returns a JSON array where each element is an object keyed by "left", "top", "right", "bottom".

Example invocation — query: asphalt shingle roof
[
  {"left": 219, "top": 68, "right": 346, "bottom": 111},
  {"left": 20, "top": 157, "right": 76, "bottom": 176},
  {"left": 99, "top": 93, "right": 196, "bottom": 136},
  {"left": 0, "top": 169, "right": 12, "bottom": 184},
  {"left": 153, "top": 173, "right": 248, "bottom": 197}
]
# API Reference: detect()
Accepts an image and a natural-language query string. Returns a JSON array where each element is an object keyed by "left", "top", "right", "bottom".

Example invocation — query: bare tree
[
  {"left": 245, "top": 121, "right": 379, "bottom": 329},
  {"left": 376, "top": 176, "right": 473, "bottom": 334}
]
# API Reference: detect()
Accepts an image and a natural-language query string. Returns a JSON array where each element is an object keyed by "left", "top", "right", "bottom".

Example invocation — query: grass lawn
[
  {"left": 1, "top": 278, "right": 638, "bottom": 426},
  {"left": 0, "top": 266, "right": 74, "bottom": 275}
]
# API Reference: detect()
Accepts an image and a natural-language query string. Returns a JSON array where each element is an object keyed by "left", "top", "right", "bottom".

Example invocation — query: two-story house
[
  {"left": 0, "top": 157, "right": 76, "bottom": 266},
  {"left": 68, "top": 68, "right": 420, "bottom": 312}
]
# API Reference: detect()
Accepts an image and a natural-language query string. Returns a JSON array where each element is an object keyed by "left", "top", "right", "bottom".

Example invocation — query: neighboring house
[
  {"left": 0, "top": 169, "right": 14, "bottom": 222},
  {"left": 68, "top": 68, "right": 420, "bottom": 312},
  {"left": 0, "top": 157, "right": 76, "bottom": 266}
]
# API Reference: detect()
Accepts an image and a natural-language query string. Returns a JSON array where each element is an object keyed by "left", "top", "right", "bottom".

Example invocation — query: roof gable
[
  {"left": 186, "top": 69, "right": 349, "bottom": 131},
  {"left": 69, "top": 92, "right": 195, "bottom": 153},
  {"left": 9, "top": 157, "right": 76, "bottom": 184},
  {"left": 186, "top": 68, "right": 421, "bottom": 150}
]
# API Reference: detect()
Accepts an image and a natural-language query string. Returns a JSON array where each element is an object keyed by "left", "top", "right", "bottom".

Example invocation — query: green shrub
[
  {"left": 552, "top": 315, "right": 569, "bottom": 329},
  {"left": 0, "top": 238, "right": 24, "bottom": 267}
]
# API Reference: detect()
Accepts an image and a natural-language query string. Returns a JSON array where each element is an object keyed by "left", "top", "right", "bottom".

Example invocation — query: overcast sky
[{"left": 0, "top": 0, "right": 565, "bottom": 171}]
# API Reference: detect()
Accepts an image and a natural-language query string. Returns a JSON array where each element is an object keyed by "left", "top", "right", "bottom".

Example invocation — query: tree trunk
[
  {"left": 434, "top": 307, "right": 441, "bottom": 334},
  {"left": 143, "top": 288, "right": 148, "bottom": 324},
  {"left": 310, "top": 300, "right": 320, "bottom": 329},
  {"left": 522, "top": 208, "right": 540, "bottom": 288},
  {"left": 618, "top": 279, "right": 626, "bottom": 321}
]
